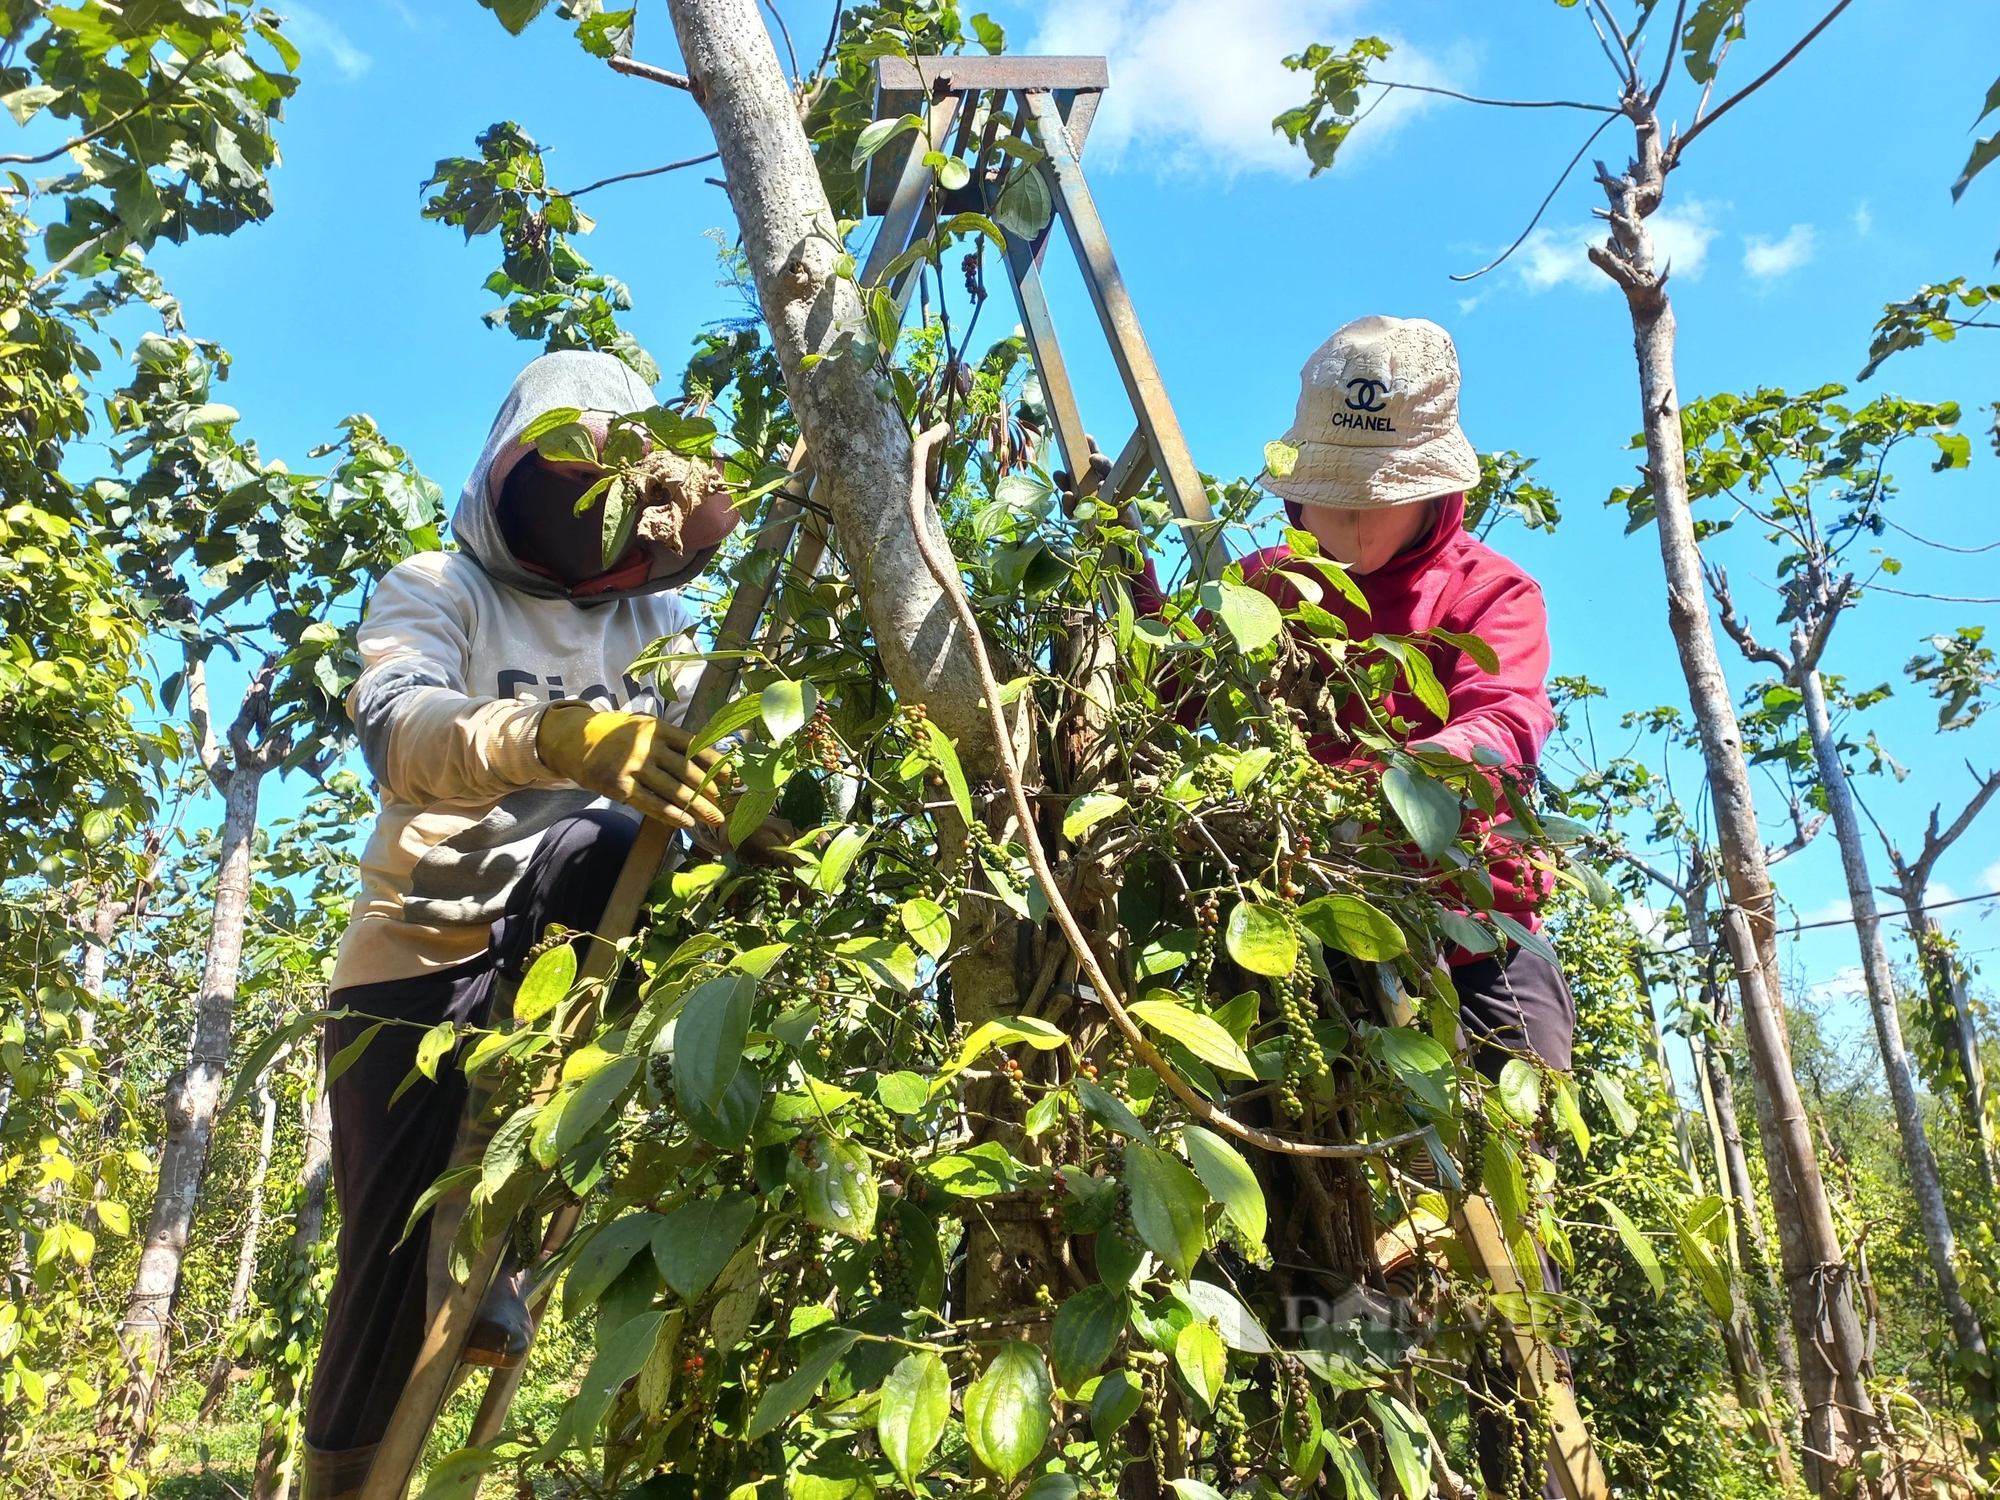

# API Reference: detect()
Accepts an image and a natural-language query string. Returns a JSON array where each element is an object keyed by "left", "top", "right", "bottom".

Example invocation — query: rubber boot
[
  {"left": 299, "top": 1441, "right": 378, "bottom": 1500},
  {"left": 460, "top": 1256, "right": 534, "bottom": 1368}
]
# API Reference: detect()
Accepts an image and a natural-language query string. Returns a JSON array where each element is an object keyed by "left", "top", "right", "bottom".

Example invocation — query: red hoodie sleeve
[{"left": 1411, "top": 571, "right": 1554, "bottom": 769}]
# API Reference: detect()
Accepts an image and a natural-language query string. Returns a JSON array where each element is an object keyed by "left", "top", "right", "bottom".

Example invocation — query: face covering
[
  {"left": 1293, "top": 498, "right": 1438, "bottom": 575},
  {"left": 497, "top": 456, "right": 627, "bottom": 588}
]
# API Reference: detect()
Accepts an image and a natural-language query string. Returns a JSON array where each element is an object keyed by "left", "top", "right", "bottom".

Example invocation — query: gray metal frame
[{"left": 861, "top": 54, "right": 1228, "bottom": 581}]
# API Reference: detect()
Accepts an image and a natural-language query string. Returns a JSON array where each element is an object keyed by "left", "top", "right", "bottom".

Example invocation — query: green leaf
[
  {"left": 921, "top": 719, "right": 974, "bottom": 825},
  {"left": 1130, "top": 995, "right": 1254, "bottom": 1077},
  {"left": 1428, "top": 626, "right": 1500, "bottom": 674},
  {"left": 1209, "top": 578, "right": 1283, "bottom": 653},
  {"left": 1224, "top": 901, "right": 1297, "bottom": 977},
  {"left": 1381, "top": 765, "right": 1461, "bottom": 857},
  {"left": 1175, "top": 1278, "right": 1273, "bottom": 1354},
  {"left": 482, "top": 1104, "right": 540, "bottom": 1199},
  {"left": 1498, "top": 1059, "right": 1540, "bottom": 1126},
  {"left": 1077, "top": 1077, "right": 1151, "bottom": 1142},
  {"left": 1091, "top": 1368, "right": 1143, "bottom": 1445},
  {"left": 789, "top": 1136, "right": 878, "bottom": 1239},
  {"left": 760, "top": 678, "right": 818, "bottom": 742},
  {"left": 899, "top": 897, "right": 952, "bottom": 960},
  {"left": 1173, "top": 1320, "right": 1226, "bottom": 1410},
  {"left": 563, "top": 1213, "right": 662, "bottom": 1319},
  {"left": 1673, "top": 1209, "right": 1734, "bottom": 1319},
  {"left": 992, "top": 162, "right": 1054, "bottom": 239},
  {"left": 1063, "top": 791, "right": 1127, "bottom": 842},
  {"left": 555, "top": 1055, "right": 638, "bottom": 1157},
  {"left": 415, "top": 1021, "right": 455, "bottom": 1081},
  {"left": 854, "top": 113, "right": 923, "bottom": 169},
  {"left": 1182, "top": 1127, "right": 1267, "bottom": 1251},
  {"left": 1372, "top": 1026, "right": 1456, "bottom": 1116},
  {"left": 1230, "top": 747, "right": 1274, "bottom": 795},
  {"left": 1367, "top": 1393, "right": 1431, "bottom": 1500},
  {"left": 877, "top": 1351, "right": 951, "bottom": 1487},
  {"left": 1599, "top": 1197, "right": 1664, "bottom": 1297},
  {"left": 876, "top": 1070, "right": 930, "bottom": 1115},
  {"left": 1126, "top": 1143, "right": 1208, "bottom": 1278},
  {"left": 1263, "top": 439, "right": 1299, "bottom": 478},
  {"left": 947, "top": 1015, "right": 1068, "bottom": 1077},
  {"left": 1552, "top": 1076, "right": 1591, "bottom": 1157},
  {"left": 326, "top": 1022, "right": 385, "bottom": 1089},
  {"left": 514, "top": 944, "right": 577, "bottom": 1025},
  {"left": 690, "top": 692, "right": 766, "bottom": 754},
  {"left": 747, "top": 1327, "right": 863, "bottom": 1439},
  {"left": 674, "top": 973, "right": 756, "bottom": 1116},
  {"left": 813, "top": 825, "right": 870, "bottom": 894},
  {"left": 1482, "top": 1133, "right": 1527, "bottom": 1226},
  {"left": 1051, "top": 1284, "right": 1128, "bottom": 1390},
  {"left": 1296, "top": 893, "right": 1407, "bottom": 961},
  {"left": 964, "top": 1341, "right": 1053, "bottom": 1483},
  {"left": 651, "top": 1194, "right": 757, "bottom": 1300},
  {"left": 923, "top": 1142, "right": 1021, "bottom": 1199},
  {"left": 1592, "top": 1074, "right": 1639, "bottom": 1136}
]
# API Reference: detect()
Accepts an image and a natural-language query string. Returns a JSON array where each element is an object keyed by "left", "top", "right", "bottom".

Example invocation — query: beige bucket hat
[{"left": 1262, "top": 314, "right": 1480, "bottom": 510}]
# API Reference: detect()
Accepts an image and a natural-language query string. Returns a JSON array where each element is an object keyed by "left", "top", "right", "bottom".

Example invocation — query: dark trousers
[
  {"left": 303, "top": 809, "right": 638, "bottom": 1453},
  {"left": 1452, "top": 942, "right": 1576, "bottom": 1500}
]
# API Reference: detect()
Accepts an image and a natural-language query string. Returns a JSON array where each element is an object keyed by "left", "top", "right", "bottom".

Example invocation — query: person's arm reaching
[{"left": 347, "top": 561, "right": 723, "bottom": 829}]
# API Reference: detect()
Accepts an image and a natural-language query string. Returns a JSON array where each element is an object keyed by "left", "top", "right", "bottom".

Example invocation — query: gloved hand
[{"left": 536, "top": 703, "right": 727, "bottom": 830}]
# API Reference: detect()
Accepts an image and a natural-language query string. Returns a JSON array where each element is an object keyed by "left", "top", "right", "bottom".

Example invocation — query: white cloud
[
  {"left": 1852, "top": 200, "right": 1873, "bottom": 236},
  {"left": 284, "top": 2, "right": 371, "bottom": 80},
  {"left": 1624, "top": 901, "right": 1670, "bottom": 945},
  {"left": 1512, "top": 200, "right": 1720, "bottom": 293},
  {"left": 1743, "top": 223, "right": 1816, "bottom": 280},
  {"left": 1789, "top": 895, "right": 1854, "bottom": 931},
  {"left": 1026, "top": 0, "right": 1451, "bottom": 176}
]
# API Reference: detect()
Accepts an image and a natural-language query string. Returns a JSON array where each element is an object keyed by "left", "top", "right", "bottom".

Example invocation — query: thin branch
[
  {"left": 1672, "top": 0, "right": 1855, "bottom": 159},
  {"left": 1649, "top": 0, "right": 1691, "bottom": 106},
  {"left": 1883, "top": 519, "right": 2000, "bottom": 555},
  {"left": 0, "top": 48, "right": 209, "bottom": 167},
  {"left": 1767, "top": 806, "right": 1827, "bottom": 867},
  {"left": 561, "top": 152, "right": 721, "bottom": 198},
  {"left": 1374, "top": 78, "right": 1616, "bottom": 113},
  {"left": 1584, "top": 0, "right": 1641, "bottom": 87},
  {"left": 186, "top": 658, "right": 231, "bottom": 795},
  {"left": 608, "top": 55, "right": 693, "bottom": 91},
  {"left": 760, "top": 0, "right": 801, "bottom": 89},
  {"left": 901, "top": 424, "right": 1428, "bottom": 1162},
  {"left": 1706, "top": 563, "right": 1792, "bottom": 671},
  {"left": 1862, "top": 584, "right": 2000, "bottom": 605},
  {"left": 1911, "top": 767, "right": 2000, "bottom": 890},
  {"left": 1790, "top": 574, "right": 1852, "bottom": 676},
  {"left": 1450, "top": 113, "right": 1619, "bottom": 282}
]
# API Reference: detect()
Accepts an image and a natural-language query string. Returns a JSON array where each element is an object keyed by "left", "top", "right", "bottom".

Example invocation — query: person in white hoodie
[{"left": 302, "top": 351, "right": 740, "bottom": 1497}]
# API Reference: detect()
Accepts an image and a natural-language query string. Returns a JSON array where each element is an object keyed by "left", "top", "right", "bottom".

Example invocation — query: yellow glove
[{"left": 536, "top": 704, "right": 727, "bottom": 830}]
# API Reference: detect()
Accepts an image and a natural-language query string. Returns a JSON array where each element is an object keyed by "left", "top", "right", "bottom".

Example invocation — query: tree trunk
[
  {"left": 1592, "top": 111, "right": 1876, "bottom": 1490},
  {"left": 108, "top": 750, "right": 267, "bottom": 1438},
  {"left": 1686, "top": 884, "right": 1806, "bottom": 1423},
  {"left": 253, "top": 1053, "right": 333, "bottom": 1500},
  {"left": 1796, "top": 662, "right": 1995, "bottom": 1436},
  {"left": 1905, "top": 902, "right": 1999, "bottom": 1199},
  {"left": 200, "top": 1075, "right": 279, "bottom": 1420},
  {"left": 661, "top": 0, "right": 1055, "bottom": 1326}
]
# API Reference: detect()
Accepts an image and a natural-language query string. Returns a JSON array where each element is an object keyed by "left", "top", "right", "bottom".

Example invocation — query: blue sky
[{"left": 111, "top": 0, "right": 2000, "bottom": 1036}]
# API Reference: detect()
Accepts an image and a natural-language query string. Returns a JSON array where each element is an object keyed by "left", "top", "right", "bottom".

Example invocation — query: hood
[{"left": 452, "top": 349, "right": 720, "bottom": 603}]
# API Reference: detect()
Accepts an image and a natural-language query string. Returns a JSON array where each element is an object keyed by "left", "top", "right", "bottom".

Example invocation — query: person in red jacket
[{"left": 1255, "top": 314, "right": 1571, "bottom": 1498}]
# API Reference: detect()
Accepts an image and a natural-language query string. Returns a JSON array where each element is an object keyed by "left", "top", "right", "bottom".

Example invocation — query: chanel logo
[{"left": 1344, "top": 377, "right": 1390, "bottom": 413}]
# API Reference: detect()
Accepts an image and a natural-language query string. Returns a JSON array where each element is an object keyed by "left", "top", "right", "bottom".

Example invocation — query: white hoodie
[{"left": 332, "top": 352, "right": 714, "bottom": 990}]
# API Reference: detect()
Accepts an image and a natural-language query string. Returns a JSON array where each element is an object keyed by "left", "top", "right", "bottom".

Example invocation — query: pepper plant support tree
[
  {"left": 1276, "top": 4, "right": 1884, "bottom": 1484},
  {"left": 1697, "top": 383, "right": 1996, "bottom": 1453}
]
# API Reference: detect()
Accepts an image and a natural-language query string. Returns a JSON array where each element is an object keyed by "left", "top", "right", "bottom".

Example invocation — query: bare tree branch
[
  {"left": 1451, "top": 113, "right": 1619, "bottom": 282},
  {"left": 562, "top": 152, "right": 722, "bottom": 198},
  {"left": 1791, "top": 574, "right": 1852, "bottom": 676},
  {"left": 1375, "top": 78, "right": 1617, "bottom": 113},
  {"left": 1707, "top": 563, "right": 1792, "bottom": 671},
  {"left": 609, "top": 55, "right": 694, "bottom": 91},
  {"left": 186, "top": 658, "right": 231, "bottom": 795},
  {"left": 1672, "top": 0, "right": 1855, "bottom": 159},
  {"left": 1649, "top": 0, "right": 1691, "bottom": 107}
]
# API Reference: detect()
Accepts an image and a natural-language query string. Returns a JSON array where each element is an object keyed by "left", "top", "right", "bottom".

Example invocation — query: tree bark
[
  {"left": 200, "top": 1074, "right": 279, "bottom": 1419},
  {"left": 1685, "top": 879, "right": 1806, "bottom": 1422},
  {"left": 109, "top": 735, "right": 268, "bottom": 1438},
  {"left": 1591, "top": 107, "right": 1876, "bottom": 1491},
  {"left": 1795, "top": 662, "right": 1994, "bottom": 1434},
  {"left": 253, "top": 1052, "right": 332, "bottom": 1500}
]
